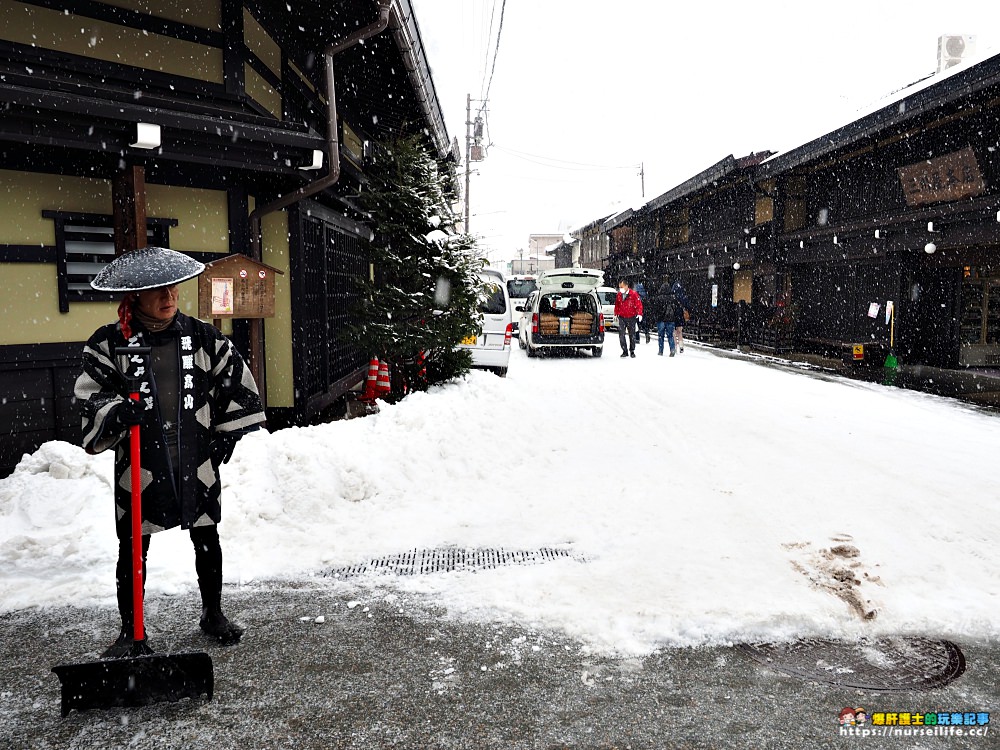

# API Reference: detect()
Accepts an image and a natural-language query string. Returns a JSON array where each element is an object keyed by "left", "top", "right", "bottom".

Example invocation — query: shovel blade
[{"left": 53, "top": 652, "right": 213, "bottom": 717}]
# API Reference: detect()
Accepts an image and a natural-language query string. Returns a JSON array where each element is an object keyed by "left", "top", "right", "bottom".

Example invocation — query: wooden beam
[
  {"left": 112, "top": 165, "right": 148, "bottom": 255},
  {"left": 221, "top": 0, "right": 245, "bottom": 97}
]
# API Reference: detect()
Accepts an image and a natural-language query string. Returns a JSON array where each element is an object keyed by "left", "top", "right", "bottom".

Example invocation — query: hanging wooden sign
[
  {"left": 897, "top": 146, "right": 986, "bottom": 206},
  {"left": 197, "top": 254, "right": 283, "bottom": 319}
]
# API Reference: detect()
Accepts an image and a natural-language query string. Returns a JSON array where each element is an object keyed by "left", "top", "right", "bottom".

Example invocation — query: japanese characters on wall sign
[
  {"left": 197, "top": 254, "right": 281, "bottom": 319},
  {"left": 897, "top": 146, "right": 986, "bottom": 206}
]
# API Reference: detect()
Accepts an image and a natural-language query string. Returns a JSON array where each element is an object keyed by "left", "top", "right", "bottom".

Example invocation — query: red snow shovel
[{"left": 53, "top": 348, "right": 213, "bottom": 716}]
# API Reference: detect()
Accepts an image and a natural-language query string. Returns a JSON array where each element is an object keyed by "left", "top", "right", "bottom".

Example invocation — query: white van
[
  {"left": 595, "top": 286, "right": 618, "bottom": 331},
  {"left": 518, "top": 267, "right": 605, "bottom": 358},
  {"left": 459, "top": 268, "right": 512, "bottom": 376},
  {"left": 506, "top": 274, "right": 538, "bottom": 333}
]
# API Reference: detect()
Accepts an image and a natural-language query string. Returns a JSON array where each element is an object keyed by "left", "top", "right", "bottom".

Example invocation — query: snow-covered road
[{"left": 2, "top": 341, "right": 999, "bottom": 655}]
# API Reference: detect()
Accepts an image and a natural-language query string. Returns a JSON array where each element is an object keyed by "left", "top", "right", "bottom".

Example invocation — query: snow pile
[{"left": 2, "top": 348, "right": 999, "bottom": 655}]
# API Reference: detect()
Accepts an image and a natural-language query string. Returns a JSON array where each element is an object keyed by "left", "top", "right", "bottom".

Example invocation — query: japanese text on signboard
[{"left": 897, "top": 147, "right": 985, "bottom": 206}]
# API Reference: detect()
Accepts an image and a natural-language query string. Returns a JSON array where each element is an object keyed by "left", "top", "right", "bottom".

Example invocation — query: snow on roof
[{"left": 760, "top": 46, "right": 1000, "bottom": 172}]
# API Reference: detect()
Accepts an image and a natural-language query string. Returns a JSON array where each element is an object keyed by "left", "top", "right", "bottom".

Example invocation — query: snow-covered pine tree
[{"left": 348, "top": 134, "right": 484, "bottom": 393}]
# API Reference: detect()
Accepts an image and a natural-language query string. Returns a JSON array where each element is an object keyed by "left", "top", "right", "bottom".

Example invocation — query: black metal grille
[
  {"left": 293, "top": 203, "right": 368, "bottom": 416},
  {"left": 739, "top": 637, "right": 966, "bottom": 691},
  {"left": 326, "top": 547, "right": 584, "bottom": 579},
  {"left": 325, "top": 226, "right": 367, "bottom": 383},
  {"left": 298, "top": 215, "right": 328, "bottom": 400}
]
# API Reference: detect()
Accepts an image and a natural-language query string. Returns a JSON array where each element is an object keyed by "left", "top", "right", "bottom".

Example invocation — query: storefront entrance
[{"left": 959, "top": 267, "right": 1000, "bottom": 366}]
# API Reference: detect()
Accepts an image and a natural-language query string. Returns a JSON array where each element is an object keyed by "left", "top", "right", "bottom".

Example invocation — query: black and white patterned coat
[{"left": 75, "top": 312, "right": 265, "bottom": 536}]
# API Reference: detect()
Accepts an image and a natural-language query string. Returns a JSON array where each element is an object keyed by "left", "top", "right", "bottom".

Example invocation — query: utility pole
[
  {"left": 639, "top": 162, "right": 645, "bottom": 198},
  {"left": 464, "top": 93, "right": 472, "bottom": 232},
  {"left": 463, "top": 94, "right": 488, "bottom": 233}
]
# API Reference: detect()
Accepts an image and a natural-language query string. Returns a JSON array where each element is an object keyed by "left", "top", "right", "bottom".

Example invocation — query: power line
[
  {"left": 480, "top": 0, "right": 506, "bottom": 106},
  {"left": 480, "top": 0, "right": 498, "bottom": 100},
  {"left": 491, "top": 144, "right": 641, "bottom": 171}
]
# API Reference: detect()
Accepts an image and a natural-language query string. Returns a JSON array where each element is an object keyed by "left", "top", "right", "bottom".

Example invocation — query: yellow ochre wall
[
  {"left": 260, "top": 209, "right": 293, "bottom": 408},
  {"left": 0, "top": 0, "right": 223, "bottom": 83},
  {"left": 243, "top": 8, "right": 283, "bottom": 119},
  {"left": 0, "top": 170, "right": 230, "bottom": 346},
  {"left": 245, "top": 63, "right": 281, "bottom": 119},
  {"left": 101, "top": 0, "right": 221, "bottom": 30},
  {"left": 243, "top": 8, "right": 280, "bottom": 76}
]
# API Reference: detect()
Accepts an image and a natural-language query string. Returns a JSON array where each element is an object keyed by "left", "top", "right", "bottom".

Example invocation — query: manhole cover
[
  {"left": 739, "top": 637, "right": 965, "bottom": 691},
  {"left": 326, "top": 546, "right": 584, "bottom": 578}
]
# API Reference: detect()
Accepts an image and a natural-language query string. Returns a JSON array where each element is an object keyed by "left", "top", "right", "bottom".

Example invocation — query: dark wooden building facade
[
  {"left": 0, "top": 0, "right": 451, "bottom": 476},
  {"left": 603, "top": 53, "right": 1000, "bottom": 368}
]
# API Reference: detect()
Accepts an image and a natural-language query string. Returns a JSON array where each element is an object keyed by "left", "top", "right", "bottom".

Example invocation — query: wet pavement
[{"left": 2, "top": 580, "right": 997, "bottom": 749}]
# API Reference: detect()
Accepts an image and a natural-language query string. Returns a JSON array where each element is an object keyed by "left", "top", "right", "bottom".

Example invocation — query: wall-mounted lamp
[
  {"left": 927, "top": 221, "right": 938, "bottom": 233},
  {"left": 130, "top": 122, "right": 161, "bottom": 150},
  {"left": 733, "top": 262, "right": 741, "bottom": 270},
  {"left": 874, "top": 229, "right": 885, "bottom": 239},
  {"left": 924, "top": 242, "right": 937, "bottom": 254},
  {"left": 300, "top": 149, "right": 324, "bottom": 170}
]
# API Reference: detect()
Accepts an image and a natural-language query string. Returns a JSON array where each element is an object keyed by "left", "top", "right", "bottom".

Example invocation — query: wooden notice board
[{"left": 197, "top": 254, "right": 283, "bottom": 319}]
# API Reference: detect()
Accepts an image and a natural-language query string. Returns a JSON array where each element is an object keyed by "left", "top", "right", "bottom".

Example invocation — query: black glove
[
  {"left": 112, "top": 399, "right": 146, "bottom": 430},
  {"left": 211, "top": 433, "right": 240, "bottom": 465}
]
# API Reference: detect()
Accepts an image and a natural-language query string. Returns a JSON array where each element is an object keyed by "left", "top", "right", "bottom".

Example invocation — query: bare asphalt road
[{"left": 1, "top": 579, "right": 997, "bottom": 749}]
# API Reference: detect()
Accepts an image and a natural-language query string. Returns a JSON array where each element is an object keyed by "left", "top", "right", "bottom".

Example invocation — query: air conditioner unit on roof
[{"left": 937, "top": 35, "right": 976, "bottom": 73}]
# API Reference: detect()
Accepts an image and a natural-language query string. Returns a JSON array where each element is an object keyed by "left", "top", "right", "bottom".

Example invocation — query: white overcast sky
[{"left": 409, "top": 1, "right": 993, "bottom": 264}]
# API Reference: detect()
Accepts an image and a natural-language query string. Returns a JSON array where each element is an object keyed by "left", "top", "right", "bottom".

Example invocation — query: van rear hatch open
[
  {"left": 534, "top": 291, "right": 601, "bottom": 341},
  {"left": 537, "top": 267, "right": 604, "bottom": 291}
]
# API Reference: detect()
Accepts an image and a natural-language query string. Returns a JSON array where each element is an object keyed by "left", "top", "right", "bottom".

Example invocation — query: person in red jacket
[{"left": 614, "top": 279, "right": 643, "bottom": 358}]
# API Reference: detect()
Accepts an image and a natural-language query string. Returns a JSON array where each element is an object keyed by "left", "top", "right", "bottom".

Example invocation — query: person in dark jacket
[
  {"left": 648, "top": 283, "right": 679, "bottom": 356},
  {"left": 671, "top": 279, "right": 691, "bottom": 353},
  {"left": 634, "top": 280, "right": 650, "bottom": 344},
  {"left": 75, "top": 246, "right": 266, "bottom": 657},
  {"left": 613, "top": 279, "right": 643, "bottom": 358}
]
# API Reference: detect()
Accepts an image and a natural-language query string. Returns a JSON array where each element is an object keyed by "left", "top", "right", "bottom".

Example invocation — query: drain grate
[
  {"left": 326, "top": 546, "right": 584, "bottom": 579},
  {"left": 739, "top": 637, "right": 966, "bottom": 691}
]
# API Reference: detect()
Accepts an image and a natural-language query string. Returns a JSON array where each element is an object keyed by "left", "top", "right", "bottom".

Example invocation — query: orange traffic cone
[
  {"left": 376, "top": 361, "right": 391, "bottom": 398},
  {"left": 361, "top": 357, "right": 379, "bottom": 402}
]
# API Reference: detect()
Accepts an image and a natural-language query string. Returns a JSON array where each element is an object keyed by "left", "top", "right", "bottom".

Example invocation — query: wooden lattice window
[{"left": 43, "top": 211, "right": 177, "bottom": 312}]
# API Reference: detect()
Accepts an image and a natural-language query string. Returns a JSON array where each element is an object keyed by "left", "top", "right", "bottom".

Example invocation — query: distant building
[
  {"left": 528, "top": 234, "right": 562, "bottom": 256},
  {"left": 510, "top": 234, "right": 560, "bottom": 273},
  {"left": 572, "top": 216, "right": 613, "bottom": 270}
]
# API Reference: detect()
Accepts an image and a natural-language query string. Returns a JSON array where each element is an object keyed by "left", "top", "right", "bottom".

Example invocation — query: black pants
[
  {"left": 635, "top": 316, "right": 648, "bottom": 343},
  {"left": 115, "top": 525, "right": 223, "bottom": 635},
  {"left": 618, "top": 317, "right": 638, "bottom": 354}
]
